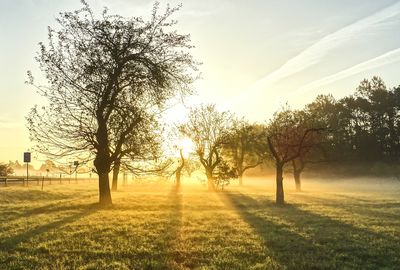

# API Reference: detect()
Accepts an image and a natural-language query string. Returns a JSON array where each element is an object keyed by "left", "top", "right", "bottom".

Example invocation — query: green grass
[{"left": 0, "top": 179, "right": 399, "bottom": 269}]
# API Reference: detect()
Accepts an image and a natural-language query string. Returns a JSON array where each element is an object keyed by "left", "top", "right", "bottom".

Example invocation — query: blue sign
[{"left": 23, "top": 152, "right": 31, "bottom": 163}]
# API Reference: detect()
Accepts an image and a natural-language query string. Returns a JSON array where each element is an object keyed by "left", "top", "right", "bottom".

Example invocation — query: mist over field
[{"left": 1, "top": 176, "right": 399, "bottom": 269}]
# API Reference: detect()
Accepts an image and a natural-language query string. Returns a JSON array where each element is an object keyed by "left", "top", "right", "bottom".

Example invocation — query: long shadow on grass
[
  {"left": 163, "top": 186, "right": 183, "bottom": 268},
  {"left": 0, "top": 189, "right": 71, "bottom": 203},
  {"left": 0, "top": 203, "right": 98, "bottom": 252},
  {"left": 0, "top": 194, "right": 98, "bottom": 225},
  {"left": 109, "top": 185, "right": 183, "bottom": 269},
  {"left": 292, "top": 193, "right": 400, "bottom": 222},
  {"left": 223, "top": 192, "right": 400, "bottom": 270}
]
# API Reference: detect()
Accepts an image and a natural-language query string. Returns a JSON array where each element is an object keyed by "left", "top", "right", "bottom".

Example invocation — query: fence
[{"left": 0, "top": 175, "right": 95, "bottom": 190}]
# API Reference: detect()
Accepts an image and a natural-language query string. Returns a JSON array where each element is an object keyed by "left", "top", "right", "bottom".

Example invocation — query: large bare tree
[{"left": 27, "top": 1, "right": 198, "bottom": 206}]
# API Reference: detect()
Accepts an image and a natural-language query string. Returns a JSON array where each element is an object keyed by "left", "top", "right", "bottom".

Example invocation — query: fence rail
[{"left": 0, "top": 176, "right": 94, "bottom": 189}]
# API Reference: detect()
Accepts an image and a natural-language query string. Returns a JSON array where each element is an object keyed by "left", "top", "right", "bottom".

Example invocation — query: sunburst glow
[{"left": 177, "top": 137, "right": 195, "bottom": 156}]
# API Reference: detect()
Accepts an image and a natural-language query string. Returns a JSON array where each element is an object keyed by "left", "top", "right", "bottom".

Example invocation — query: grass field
[{"left": 0, "top": 178, "right": 399, "bottom": 269}]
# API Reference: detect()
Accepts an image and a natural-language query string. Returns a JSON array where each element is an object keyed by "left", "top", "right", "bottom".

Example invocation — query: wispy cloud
[
  {"left": 232, "top": 1, "right": 400, "bottom": 102},
  {"left": 288, "top": 47, "right": 400, "bottom": 98}
]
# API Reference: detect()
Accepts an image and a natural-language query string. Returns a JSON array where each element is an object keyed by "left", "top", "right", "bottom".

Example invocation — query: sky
[{"left": 1, "top": 0, "right": 400, "bottom": 165}]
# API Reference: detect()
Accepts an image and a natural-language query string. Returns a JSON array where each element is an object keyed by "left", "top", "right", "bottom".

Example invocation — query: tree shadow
[
  {"left": 0, "top": 189, "right": 71, "bottom": 203},
  {"left": 164, "top": 186, "right": 184, "bottom": 267},
  {"left": 0, "top": 194, "right": 98, "bottom": 224},
  {"left": 0, "top": 186, "right": 185, "bottom": 269},
  {"left": 292, "top": 193, "right": 400, "bottom": 221},
  {"left": 222, "top": 191, "right": 400, "bottom": 270},
  {"left": 100, "top": 185, "right": 184, "bottom": 269},
  {"left": 0, "top": 203, "right": 99, "bottom": 252}
]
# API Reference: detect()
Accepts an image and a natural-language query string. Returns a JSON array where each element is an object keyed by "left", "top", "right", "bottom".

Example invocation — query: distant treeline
[{"left": 283, "top": 76, "right": 400, "bottom": 178}]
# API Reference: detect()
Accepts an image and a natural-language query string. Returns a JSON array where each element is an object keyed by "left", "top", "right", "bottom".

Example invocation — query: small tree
[
  {"left": 291, "top": 158, "right": 305, "bottom": 192},
  {"left": 27, "top": 2, "right": 198, "bottom": 206},
  {"left": 0, "top": 163, "right": 13, "bottom": 176},
  {"left": 290, "top": 138, "right": 327, "bottom": 191},
  {"left": 266, "top": 108, "right": 323, "bottom": 205},
  {"left": 180, "top": 104, "right": 231, "bottom": 190},
  {"left": 174, "top": 148, "right": 185, "bottom": 188},
  {"left": 224, "top": 119, "right": 263, "bottom": 186},
  {"left": 213, "top": 160, "right": 237, "bottom": 190}
]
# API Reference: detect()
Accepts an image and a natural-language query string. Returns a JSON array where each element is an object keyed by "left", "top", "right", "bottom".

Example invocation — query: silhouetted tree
[
  {"left": 291, "top": 147, "right": 325, "bottom": 192},
  {"left": 213, "top": 160, "right": 237, "bottom": 190},
  {"left": 111, "top": 115, "right": 162, "bottom": 191},
  {"left": 265, "top": 108, "right": 324, "bottom": 205},
  {"left": 27, "top": 2, "right": 198, "bottom": 206},
  {"left": 224, "top": 119, "right": 263, "bottom": 186},
  {"left": 180, "top": 104, "right": 232, "bottom": 190},
  {"left": 175, "top": 149, "right": 185, "bottom": 188},
  {"left": 288, "top": 109, "right": 328, "bottom": 191},
  {"left": 0, "top": 163, "right": 13, "bottom": 176}
]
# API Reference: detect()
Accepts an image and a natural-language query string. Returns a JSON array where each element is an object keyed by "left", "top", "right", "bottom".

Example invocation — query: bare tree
[
  {"left": 27, "top": 1, "right": 198, "bottom": 206},
  {"left": 174, "top": 148, "right": 185, "bottom": 188},
  {"left": 224, "top": 119, "right": 263, "bottom": 186},
  {"left": 180, "top": 104, "right": 231, "bottom": 190},
  {"left": 265, "top": 108, "right": 324, "bottom": 205},
  {"left": 291, "top": 142, "right": 327, "bottom": 192}
]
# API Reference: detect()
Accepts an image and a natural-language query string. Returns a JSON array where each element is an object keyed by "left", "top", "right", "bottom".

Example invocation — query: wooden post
[
  {"left": 4, "top": 178, "right": 7, "bottom": 187},
  {"left": 26, "top": 163, "right": 29, "bottom": 187},
  {"left": 41, "top": 176, "right": 44, "bottom": 191}
]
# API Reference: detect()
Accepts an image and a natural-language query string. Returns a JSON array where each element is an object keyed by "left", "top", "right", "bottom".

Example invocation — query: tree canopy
[
  {"left": 179, "top": 104, "right": 233, "bottom": 190},
  {"left": 27, "top": 1, "right": 198, "bottom": 205}
]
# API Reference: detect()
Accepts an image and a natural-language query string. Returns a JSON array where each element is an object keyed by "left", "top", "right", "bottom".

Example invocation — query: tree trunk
[
  {"left": 98, "top": 171, "right": 112, "bottom": 206},
  {"left": 207, "top": 177, "right": 215, "bottom": 191},
  {"left": 94, "top": 117, "right": 112, "bottom": 206},
  {"left": 176, "top": 149, "right": 184, "bottom": 188},
  {"left": 238, "top": 174, "right": 243, "bottom": 186},
  {"left": 176, "top": 170, "right": 181, "bottom": 188},
  {"left": 206, "top": 170, "right": 215, "bottom": 191},
  {"left": 294, "top": 171, "right": 301, "bottom": 192},
  {"left": 111, "top": 160, "right": 120, "bottom": 191},
  {"left": 276, "top": 163, "right": 284, "bottom": 205},
  {"left": 94, "top": 147, "right": 112, "bottom": 206}
]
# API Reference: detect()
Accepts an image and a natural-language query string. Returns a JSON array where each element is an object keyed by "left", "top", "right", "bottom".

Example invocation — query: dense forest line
[{"left": 294, "top": 76, "right": 400, "bottom": 177}]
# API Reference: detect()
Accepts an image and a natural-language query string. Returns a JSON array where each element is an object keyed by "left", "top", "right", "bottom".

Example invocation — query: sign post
[
  {"left": 23, "top": 152, "right": 31, "bottom": 186},
  {"left": 74, "top": 161, "right": 79, "bottom": 183}
]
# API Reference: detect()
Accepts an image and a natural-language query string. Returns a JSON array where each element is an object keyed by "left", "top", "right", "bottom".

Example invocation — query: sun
[{"left": 177, "top": 137, "right": 195, "bottom": 156}]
